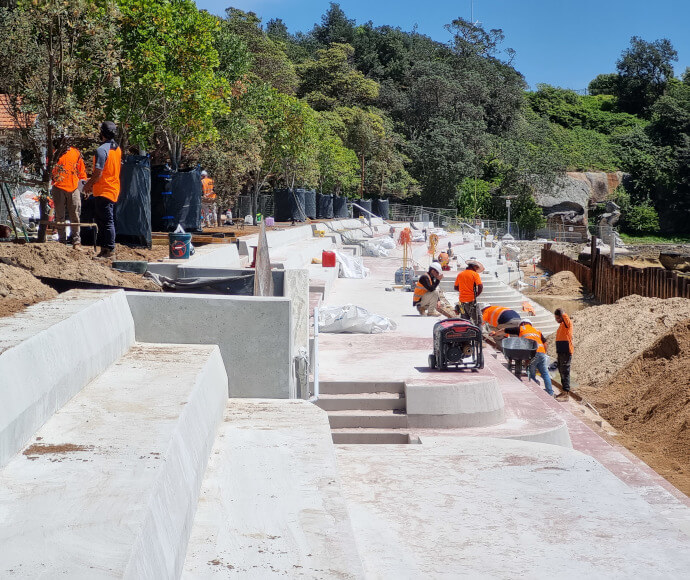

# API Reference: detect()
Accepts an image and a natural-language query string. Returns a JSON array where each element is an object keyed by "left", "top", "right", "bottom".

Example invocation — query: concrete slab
[
  {"left": 0, "top": 343, "right": 228, "bottom": 578},
  {"left": 127, "top": 293, "right": 293, "bottom": 398},
  {"left": 0, "top": 290, "right": 134, "bottom": 468},
  {"left": 336, "top": 437, "right": 690, "bottom": 579},
  {"left": 183, "top": 400, "right": 364, "bottom": 579}
]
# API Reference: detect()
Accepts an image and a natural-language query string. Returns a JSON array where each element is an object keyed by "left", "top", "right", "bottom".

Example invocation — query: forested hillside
[{"left": 1, "top": 1, "right": 688, "bottom": 234}]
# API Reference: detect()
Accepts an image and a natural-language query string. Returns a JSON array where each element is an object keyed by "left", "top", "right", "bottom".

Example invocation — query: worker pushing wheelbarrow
[{"left": 501, "top": 318, "right": 554, "bottom": 395}]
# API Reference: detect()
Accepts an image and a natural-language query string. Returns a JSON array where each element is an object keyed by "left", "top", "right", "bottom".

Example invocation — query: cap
[
  {"left": 201, "top": 170, "right": 208, "bottom": 177},
  {"left": 520, "top": 318, "right": 532, "bottom": 325},
  {"left": 429, "top": 262, "right": 443, "bottom": 275}
]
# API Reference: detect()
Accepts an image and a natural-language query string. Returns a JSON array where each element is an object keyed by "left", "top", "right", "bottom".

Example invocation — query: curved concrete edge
[
  {"left": 0, "top": 290, "right": 134, "bottom": 468},
  {"left": 405, "top": 378, "right": 505, "bottom": 428}
]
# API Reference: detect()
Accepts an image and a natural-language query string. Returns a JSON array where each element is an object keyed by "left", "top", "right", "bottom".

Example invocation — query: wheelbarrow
[{"left": 501, "top": 337, "right": 538, "bottom": 380}]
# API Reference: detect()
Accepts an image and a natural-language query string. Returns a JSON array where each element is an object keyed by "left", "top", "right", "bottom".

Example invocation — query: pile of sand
[
  {"left": 0, "top": 243, "right": 159, "bottom": 291},
  {"left": 582, "top": 321, "right": 690, "bottom": 495},
  {"left": 538, "top": 271, "right": 583, "bottom": 296},
  {"left": 571, "top": 295, "right": 690, "bottom": 390},
  {"left": 0, "top": 263, "right": 57, "bottom": 317}
]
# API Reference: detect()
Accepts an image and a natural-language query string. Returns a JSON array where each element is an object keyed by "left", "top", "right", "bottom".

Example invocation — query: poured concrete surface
[
  {"left": 183, "top": 400, "right": 363, "bottom": 579},
  {"left": 336, "top": 438, "right": 690, "bottom": 578},
  {"left": 0, "top": 343, "right": 227, "bottom": 578}
]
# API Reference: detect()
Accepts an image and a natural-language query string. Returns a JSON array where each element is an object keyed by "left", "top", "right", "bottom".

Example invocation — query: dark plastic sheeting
[
  {"left": 150, "top": 166, "right": 202, "bottom": 232},
  {"left": 317, "top": 194, "right": 334, "bottom": 219},
  {"left": 333, "top": 196, "right": 349, "bottom": 218},
  {"left": 274, "top": 189, "right": 307, "bottom": 222},
  {"left": 304, "top": 189, "right": 317, "bottom": 219},
  {"left": 373, "top": 198, "right": 390, "bottom": 220},
  {"left": 353, "top": 199, "right": 372, "bottom": 218},
  {"left": 115, "top": 155, "right": 152, "bottom": 247}
]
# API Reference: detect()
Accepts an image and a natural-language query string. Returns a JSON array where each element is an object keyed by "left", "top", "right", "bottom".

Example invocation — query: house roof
[{"left": 0, "top": 94, "right": 36, "bottom": 130}]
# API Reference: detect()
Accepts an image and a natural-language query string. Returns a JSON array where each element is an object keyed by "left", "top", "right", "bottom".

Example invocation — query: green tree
[
  {"left": 0, "top": 0, "right": 119, "bottom": 182},
  {"left": 622, "top": 201, "right": 660, "bottom": 235},
  {"left": 311, "top": 3, "right": 355, "bottom": 47},
  {"left": 616, "top": 36, "right": 677, "bottom": 117},
  {"left": 297, "top": 43, "right": 379, "bottom": 111},
  {"left": 588, "top": 73, "right": 618, "bottom": 96},
  {"left": 315, "top": 129, "right": 359, "bottom": 195},
  {"left": 114, "top": 0, "right": 227, "bottom": 167},
  {"left": 456, "top": 178, "right": 496, "bottom": 219}
]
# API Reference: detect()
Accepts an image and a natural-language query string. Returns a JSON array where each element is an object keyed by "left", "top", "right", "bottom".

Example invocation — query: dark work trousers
[
  {"left": 557, "top": 352, "right": 572, "bottom": 392},
  {"left": 94, "top": 196, "right": 116, "bottom": 251}
]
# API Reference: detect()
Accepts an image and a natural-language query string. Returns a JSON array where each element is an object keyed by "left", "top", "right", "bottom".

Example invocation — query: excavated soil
[
  {"left": 581, "top": 321, "right": 690, "bottom": 495},
  {"left": 0, "top": 242, "right": 160, "bottom": 317},
  {"left": 0, "top": 263, "right": 58, "bottom": 317},
  {"left": 537, "top": 270, "right": 583, "bottom": 296},
  {"left": 571, "top": 295, "right": 690, "bottom": 390}
]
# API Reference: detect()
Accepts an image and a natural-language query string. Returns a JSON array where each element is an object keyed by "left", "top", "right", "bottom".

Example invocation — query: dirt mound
[
  {"left": 571, "top": 295, "right": 690, "bottom": 389},
  {"left": 113, "top": 245, "right": 169, "bottom": 262},
  {"left": 538, "top": 271, "right": 583, "bottom": 296},
  {"left": 0, "top": 263, "right": 58, "bottom": 317},
  {"left": 584, "top": 321, "right": 690, "bottom": 495},
  {"left": 0, "top": 242, "right": 159, "bottom": 291}
]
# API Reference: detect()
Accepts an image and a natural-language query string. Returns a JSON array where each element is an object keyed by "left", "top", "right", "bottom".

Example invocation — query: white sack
[
  {"left": 335, "top": 251, "right": 369, "bottom": 279},
  {"left": 319, "top": 304, "right": 397, "bottom": 334}
]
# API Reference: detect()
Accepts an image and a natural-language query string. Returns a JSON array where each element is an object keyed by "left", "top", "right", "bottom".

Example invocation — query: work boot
[
  {"left": 72, "top": 242, "right": 82, "bottom": 250},
  {"left": 97, "top": 248, "right": 115, "bottom": 259},
  {"left": 555, "top": 391, "right": 570, "bottom": 401},
  {"left": 426, "top": 310, "right": 439, "bottom": 317},
  {"left": 417, "top": 305, "right": 427, "bottom": 316}
]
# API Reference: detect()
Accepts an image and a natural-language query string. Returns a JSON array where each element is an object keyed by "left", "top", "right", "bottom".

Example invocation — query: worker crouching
[{"left": 413, "top": 262, "right": 444, "bottom": 316}]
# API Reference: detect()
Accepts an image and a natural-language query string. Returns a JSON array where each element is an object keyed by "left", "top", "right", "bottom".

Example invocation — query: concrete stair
[{"left": 316, "top": 381, "right": 411, "bottom": 444}]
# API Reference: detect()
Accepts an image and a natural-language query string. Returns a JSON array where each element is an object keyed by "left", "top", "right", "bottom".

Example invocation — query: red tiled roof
[{"left": 0, "top": 94, "right": 36, "bottom": 130}]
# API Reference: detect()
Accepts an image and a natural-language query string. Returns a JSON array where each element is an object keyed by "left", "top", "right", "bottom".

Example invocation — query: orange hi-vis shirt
[
  {"left": 483, "top": 306, "right": 511, "bottom": 327},
  {"left": 519, "top": 323, "right": 547, "bottom": 354},
  {"left": 556, "top": 312, "right": 574, "bottom": 354},
  {"left": 455, "top": 268, "right": 482, "bottom": 303},
  {"left": 92, "top": 141, "right": 122, "bottom": 202},
  {"left": 202, "top": 177, "right": 216, "bottom": 200},
  {"left": 52, "top": 147, "right": 87, "bottom": 192}
]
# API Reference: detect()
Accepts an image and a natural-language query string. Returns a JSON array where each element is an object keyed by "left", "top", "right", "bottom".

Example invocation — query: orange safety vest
[
  {"left": 483, "top": 306, "right": 511, "bottom": 327},
  {"left": 202, "top": 177, "right": 216, "bottom": 200},
  {"left": 455, "top": 268, "right": 482, "bottom": 303},
  {"left": 556, "top": 312, "right": 574, "bottom": 354},
  {"left": 52, "top": 147, "right": 87, "bottom": 192},
  {"left": 519, "top": 323, "right": 547, "bottom": 354},
  {"left": 413, "top": 274, "right": 432, "bottom": 305},
  {"left": 93, "top": 144, "right": 122, "bottom": 202}
]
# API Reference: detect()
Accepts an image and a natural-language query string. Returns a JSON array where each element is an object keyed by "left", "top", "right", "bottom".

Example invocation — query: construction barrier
[{"left": 541, "top": 238, "right": 690, "bottom": 304}]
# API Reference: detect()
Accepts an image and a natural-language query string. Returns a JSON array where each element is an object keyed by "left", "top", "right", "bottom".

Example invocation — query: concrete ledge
[
  {"left": 406, "top": 378, "right": 505, "bottom": 428},
  {"left": 183, "top": 400, "right": 364, "bottom": 578},
  {"left": 0, "top": 343, "right": 228, "bottom": 578},
  {"left": 149, "top": 244, "right": 242, "bottom": 277},
  {"left": 0, "top": 290, "right": 134, "bottom": 468},
  {"left": 126, "top": 293, "right": 293, "bottom": 398}
]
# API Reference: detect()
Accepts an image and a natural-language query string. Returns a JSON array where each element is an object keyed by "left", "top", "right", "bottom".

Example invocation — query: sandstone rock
[{"left": 659, "top": 252, "right": 690, "bottom": 273}]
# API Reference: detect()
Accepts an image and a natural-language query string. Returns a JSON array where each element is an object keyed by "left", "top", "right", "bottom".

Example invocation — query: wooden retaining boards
[
  {"left": 151, "top": 232, "right": 237, "bottom": 246},
  {"left": 541, "top": 238, "right": 690, "bottom": 304}
]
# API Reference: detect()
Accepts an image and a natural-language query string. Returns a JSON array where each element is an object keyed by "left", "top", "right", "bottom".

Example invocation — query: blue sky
[{"left": 196, "top": 0, "right": 690, "bottom": 90}]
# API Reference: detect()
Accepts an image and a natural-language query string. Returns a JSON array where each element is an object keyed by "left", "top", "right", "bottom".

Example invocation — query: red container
[{"left": 322, "top": 250, "right": 336, "bottom": 268}]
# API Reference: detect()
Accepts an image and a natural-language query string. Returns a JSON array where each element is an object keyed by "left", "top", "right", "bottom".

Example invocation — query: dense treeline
[{"left": 0, "top": 1, "right": 687, "bottom": 234}]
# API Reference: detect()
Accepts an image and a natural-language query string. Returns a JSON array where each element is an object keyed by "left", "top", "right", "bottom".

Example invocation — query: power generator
[{"left": 428, "top": 319, "right": 484, "bottom": 371}]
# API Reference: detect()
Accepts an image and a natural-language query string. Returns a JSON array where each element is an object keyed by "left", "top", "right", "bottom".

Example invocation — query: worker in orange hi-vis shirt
[
  {"left": 201, "top": 170, "right": 217, "bottom": 227},
  {"left": 453, "top": 259, "right": 484, "bottom": 326},
  {"left": 83, "top": 121, "right": 122, "bottom": 259},
  {"left": 51, "top": 139, "right": 87, "bottom": 248}
]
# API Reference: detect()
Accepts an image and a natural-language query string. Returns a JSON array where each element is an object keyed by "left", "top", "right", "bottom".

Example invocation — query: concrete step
[
  {"left": 331, "top": 429, "right": 413, "bottom": 444},
  {"left": 316, "top": 393, "right": 406, "bottom": 412},
  {"left": 183, "top": 400, "right": 364, "bottom": 578},
  {"left": 318, "top": 381, "right": 405, "bottom": 395},
  {"left": 0, "top": 343, "right": 228, "bottom": 578},
  {"left": 328, "top": 410, "right": 408, "bottom": 429}
]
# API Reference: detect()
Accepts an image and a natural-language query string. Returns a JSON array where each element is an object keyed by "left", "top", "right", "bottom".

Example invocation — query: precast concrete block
[
  {"left": 0, "top": 290, "right": 134, "bottom": 468},
  {"left": 126, "top": 293, "right": 293, "bottom": 398}
]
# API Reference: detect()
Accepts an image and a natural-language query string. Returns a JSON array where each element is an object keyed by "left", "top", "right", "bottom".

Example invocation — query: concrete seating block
[{"left": 0, "top": 343, "right": 227, "bottom": 578}]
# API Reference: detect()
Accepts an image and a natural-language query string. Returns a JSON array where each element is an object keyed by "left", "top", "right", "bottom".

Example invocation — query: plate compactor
[{"left": 428, "top": 319, "right": 484, "bottom": 371}]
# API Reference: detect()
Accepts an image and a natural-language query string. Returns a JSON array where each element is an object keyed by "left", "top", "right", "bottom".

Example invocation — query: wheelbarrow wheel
[{"left": 514, "top": 360, "right": 523, "bottom": 379}]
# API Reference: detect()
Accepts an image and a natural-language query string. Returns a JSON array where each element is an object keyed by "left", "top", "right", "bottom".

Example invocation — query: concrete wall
[
  {"left": 0, "top": 290, "right": 135, "bottom": 468},
  {"left": 126, "top": 293, "right": 294, "bottom": 398}
]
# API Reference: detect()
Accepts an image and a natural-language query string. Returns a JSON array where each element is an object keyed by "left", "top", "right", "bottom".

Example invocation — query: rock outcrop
[{"left": 659, "top": 251, "right": 690, "bottom": 273}]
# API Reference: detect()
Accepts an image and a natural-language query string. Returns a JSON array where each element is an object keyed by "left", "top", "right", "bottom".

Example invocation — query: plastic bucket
[
  {"left": 322, "top": 250, "right": 336, "bottom": 268},
  {"left": 265, "top": 216, "right": 275, "bottom": 226},
  {"left": 169, "top": 232, "right": 192, "bottom": 259}
]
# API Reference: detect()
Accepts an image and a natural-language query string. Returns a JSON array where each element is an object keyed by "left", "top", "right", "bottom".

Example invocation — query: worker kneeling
[{"left": 413, "top": 262, "right": 444, "bottom": 316}]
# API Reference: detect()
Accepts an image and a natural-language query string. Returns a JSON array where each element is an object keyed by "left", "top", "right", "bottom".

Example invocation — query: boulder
[{"left": 659, "top": 251, "right": 690, "bottom": 273}]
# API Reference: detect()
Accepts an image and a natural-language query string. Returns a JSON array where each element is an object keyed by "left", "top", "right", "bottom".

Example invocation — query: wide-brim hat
[{"left": 466, "top": 259, "right": 485, "bottom": 273}]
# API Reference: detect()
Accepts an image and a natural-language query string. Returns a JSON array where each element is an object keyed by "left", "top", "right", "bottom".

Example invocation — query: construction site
[{"left": 1, "top": 204, "right": 690, "bottom": 578}]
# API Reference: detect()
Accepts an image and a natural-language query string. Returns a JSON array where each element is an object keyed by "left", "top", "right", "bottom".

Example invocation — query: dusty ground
[
  {"left": 581, "top": 320, "right": 690, "bottom": 495},
  {"left": 535, "top": 270, "right": 583, "bottom": 296},
  {"left": 0, "top": 263, "right": 57, "bottom": 318},
  {"left": 0, "top": 241, "right": 159, "bottom": 318}
]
